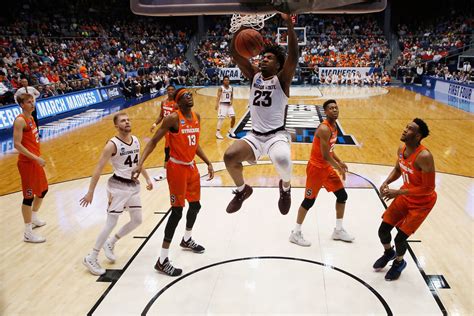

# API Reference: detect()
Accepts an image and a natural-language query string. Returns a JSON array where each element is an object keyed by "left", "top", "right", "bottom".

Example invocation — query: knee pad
[
  {"left": 301, "top": 198, "right": 315, "bottom": 210},
  {"left": 334, "top": 188, "right": 348, "bottom": 204},
  {"left": 378, "top": 221, "right": 393, "bottom": 244},
  {"left": 188, "top": 201, "right": 201, "bottom": 212},
  {"left": 22, "top": 198, "right": 34, "bottom": 206},
  {"left": 394, "top": 230, "right": 409, "bottom": 256},
  {"left": 170, "top": 206, "right": 183, "bottom": 220},
  {"left": 394, "top": 230, "right": 408, "bottom": 244},
  {"left": 39, "top": 189, "right": 48, "bottom": 199},
  {"left": 164, "top": 147, "right": 170, "bottom": 162},
  {"left": 164, "top": 206, "right": 183, "bottom": 243},
  {"left": 186, "top": 201, "right": 201, "bottom": 229}
]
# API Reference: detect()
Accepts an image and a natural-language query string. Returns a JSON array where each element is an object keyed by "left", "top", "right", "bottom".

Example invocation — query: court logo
[{"left": 233, "top": 104, "right": 358, "bottom": 145}]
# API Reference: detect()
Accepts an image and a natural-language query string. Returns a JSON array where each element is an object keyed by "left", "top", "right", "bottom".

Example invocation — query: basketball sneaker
[
  {"left": 180, "top": 238, "right": 205, "bottom": 253},
  {"left": 154, "top": 257, "right": 182, "bottom": 277},
  {"left": 32, "top": 218, "right": 46, "bottom": 228},
  {"left": 373, "top": 247, "right": 396, "bottom": 271},
  {"left": 385, "top": 259, "right": 407, "bottom": 281},
  {"left": 228, "top": 131, "right": 236, "bottom": 138},
  {"left": 278, "top": 180, "right": 291, "bottom": 215},
  {"left": 103, "top": 239, "right": 116, "bottom": 263},
  {"left": 226, "top": 184, "right": 253, "bottom": 213},
  {"left": 24, "top": 231, "right": 46, "bottom": 243},
  {"left": 289, "top": 230, "right": 311, "bottom": 247},
  {"left": 331, "top": 228, "right": 355, "bottom": 242},
  {"left": 216, "top": 132, "right": 224, "bottom": 139},
  {"left": 83, "top": 254, "right": 106, "bottom": 276}
]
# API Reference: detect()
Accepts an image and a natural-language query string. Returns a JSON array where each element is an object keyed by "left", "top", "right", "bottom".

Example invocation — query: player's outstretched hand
[
  {"left": 207, "top": 163, "right": 215, "bottom": 180},
  {"left": 80, "top": 192, "right": 93, "bottom": 207}
]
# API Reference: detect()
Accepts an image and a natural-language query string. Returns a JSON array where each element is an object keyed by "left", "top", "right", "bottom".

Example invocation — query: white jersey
[
  {"left": 219, "top": 85, "right": 233, "bottom": 103},
  {"left": 109, "top": 135, "right": 140, "bottom": 179},
  {"left": 249, "top": 72, "right": 288, "bottom": 134}
]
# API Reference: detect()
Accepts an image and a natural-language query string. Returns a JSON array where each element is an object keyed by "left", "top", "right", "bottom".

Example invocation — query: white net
[{"left": 230, "top": 13, "right": 276, "bottom": 33}]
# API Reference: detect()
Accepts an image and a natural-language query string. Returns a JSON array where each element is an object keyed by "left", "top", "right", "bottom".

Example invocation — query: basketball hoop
[{"left": 230, "top": 13, "right": 276, "bottom": 33}]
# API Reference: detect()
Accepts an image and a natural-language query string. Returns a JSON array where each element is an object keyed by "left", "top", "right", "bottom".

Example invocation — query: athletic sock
[{"left": 336, "top": 219, "right": 343, "bottom": 230}]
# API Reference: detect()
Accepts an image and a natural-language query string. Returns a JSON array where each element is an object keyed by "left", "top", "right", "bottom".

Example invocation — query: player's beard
[{"left": 119, "top": 126, "right": 132, "bottom": 133}]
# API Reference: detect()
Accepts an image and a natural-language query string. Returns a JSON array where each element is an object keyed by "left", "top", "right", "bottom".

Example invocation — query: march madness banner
[{"left": 318, "top": 67, "right": 379, "bottom": 78}]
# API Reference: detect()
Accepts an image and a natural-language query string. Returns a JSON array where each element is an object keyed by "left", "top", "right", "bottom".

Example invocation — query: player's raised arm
[
  {"left": 277, "top": 14, "right": 299, "bottom": 95},
  {"left": 133, "top": 112, "right": 178, "bottom": 179}
]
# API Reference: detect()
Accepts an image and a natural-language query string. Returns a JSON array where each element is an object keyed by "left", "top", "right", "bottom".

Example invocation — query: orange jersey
[
  {"left": 17, "top": 114, "right": 40, "bottom": 162},
  {"left": 398, "top": 144, "right": 436, "bottom": 202},
  {"left": 161, "top": 99, "right": 177, "bottom": 117},
  {"left": 309, "top": 120, "right": 337, "bottom": 168},
  {"left": 169, "top": 110, "right": 200, "bottom": 163}
]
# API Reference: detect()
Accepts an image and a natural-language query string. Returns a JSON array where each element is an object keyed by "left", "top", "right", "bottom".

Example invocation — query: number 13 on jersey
[{"left": 187, "top": 135, "right": 196, "bottom": 146}]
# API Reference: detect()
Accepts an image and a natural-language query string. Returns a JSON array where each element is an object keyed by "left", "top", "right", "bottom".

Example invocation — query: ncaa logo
[{"left": 180, "top": 120, "right": 185, "bottom": 125}]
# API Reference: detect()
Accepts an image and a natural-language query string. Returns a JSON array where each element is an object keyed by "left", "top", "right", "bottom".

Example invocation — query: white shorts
[
  {"left": 242, "top": 130, "right": 291, "bottom": 163},
  {"left": 218, "top": 102, "right": 235, "bottom": 118},
  {"left": 106, "top": 176, "right": 141, "bottom": 214}
]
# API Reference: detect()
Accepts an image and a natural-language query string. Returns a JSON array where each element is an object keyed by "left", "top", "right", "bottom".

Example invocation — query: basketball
[{"left": 234, "top": 28, "right": 264, "bottom": 58}]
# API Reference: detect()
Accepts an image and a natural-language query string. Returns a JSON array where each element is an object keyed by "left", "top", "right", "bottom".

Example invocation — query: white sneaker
[
  {"left": 83, "top": 254, "right": 106, "bottom": 276},
  {"left": 32, "top": 218, "right": 46, "bottom": 228},
  {"left": 103, "top": 239, "right": 116, "bottom": 263},
  {"left": 289, "top": 230, "right": 311, "bottom": 247},
  {"left": 331, "top": 228, "right": 355, "bottom": 242},
  {"left": 216, "top": 132, "right": 224, "bottom": 139},
  {"left": 24, "top": 231, "right": 46, "bottom": 243},
  {"left": 228, "top": 131, "right": 236, "bottom": 138}
]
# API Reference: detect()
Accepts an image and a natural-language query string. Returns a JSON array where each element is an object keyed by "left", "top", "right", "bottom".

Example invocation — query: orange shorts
[
  {"left": 17, "top": 160, "right": 48, "bottom": 199},
  {"left": 304, "top": 163, "right": 344, "bottom": 199},
  {"left": 382, "top": 194, "right": 437, "bottom": 235},
  {"left": 166, "top": 160, "right": 200, "bottom": 207}
]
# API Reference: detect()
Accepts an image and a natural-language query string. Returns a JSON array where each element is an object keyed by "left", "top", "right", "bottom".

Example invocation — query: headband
[{"left": 174, "top": 89, "right": 189, "bottom": 103}]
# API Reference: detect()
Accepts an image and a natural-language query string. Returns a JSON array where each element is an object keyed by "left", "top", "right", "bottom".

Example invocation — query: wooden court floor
[{"left": 0, "top": 86, "right": 473, "bottom": 315}]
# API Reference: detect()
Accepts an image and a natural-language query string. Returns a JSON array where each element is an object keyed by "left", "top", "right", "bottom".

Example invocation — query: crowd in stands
[
  {"left": 0, "top": 1, "right": 194, "bottom": 105},
  {"left": 194, "top": 14, "right": 390, "bottom": 85},
  {"left": 393, "top": 12, "right": 473, "bottom": 84}
]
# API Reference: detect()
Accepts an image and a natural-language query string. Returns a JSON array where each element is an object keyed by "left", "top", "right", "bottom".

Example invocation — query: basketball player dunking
[
  {"left": 374, "top": 118, "right": 436, "bottom": 281},
  {"left": 80, "top": 113, "right": 153, "bottom": 276},
  {"left": 13, "top": 93, "right": 48, "bottom": 243},
  {"left": 215, "top": 75, "right": 236, "bottom": 139},
  {"left": 289, "top": 100, "right": 354, "bottom": 247},
  {"left": 150, "top": 85, "right": 178, "bottom": 168},
  {"left": 224, "top": 13, "right": 298, "bottom": 215},
  {"left": 133, "top": 88, "right": 214, "bottom": 277}
]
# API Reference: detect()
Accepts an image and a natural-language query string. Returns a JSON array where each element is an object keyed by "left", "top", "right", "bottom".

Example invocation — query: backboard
[{"left": 130, "top": 0, "right": 387, "bottom": 16}]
